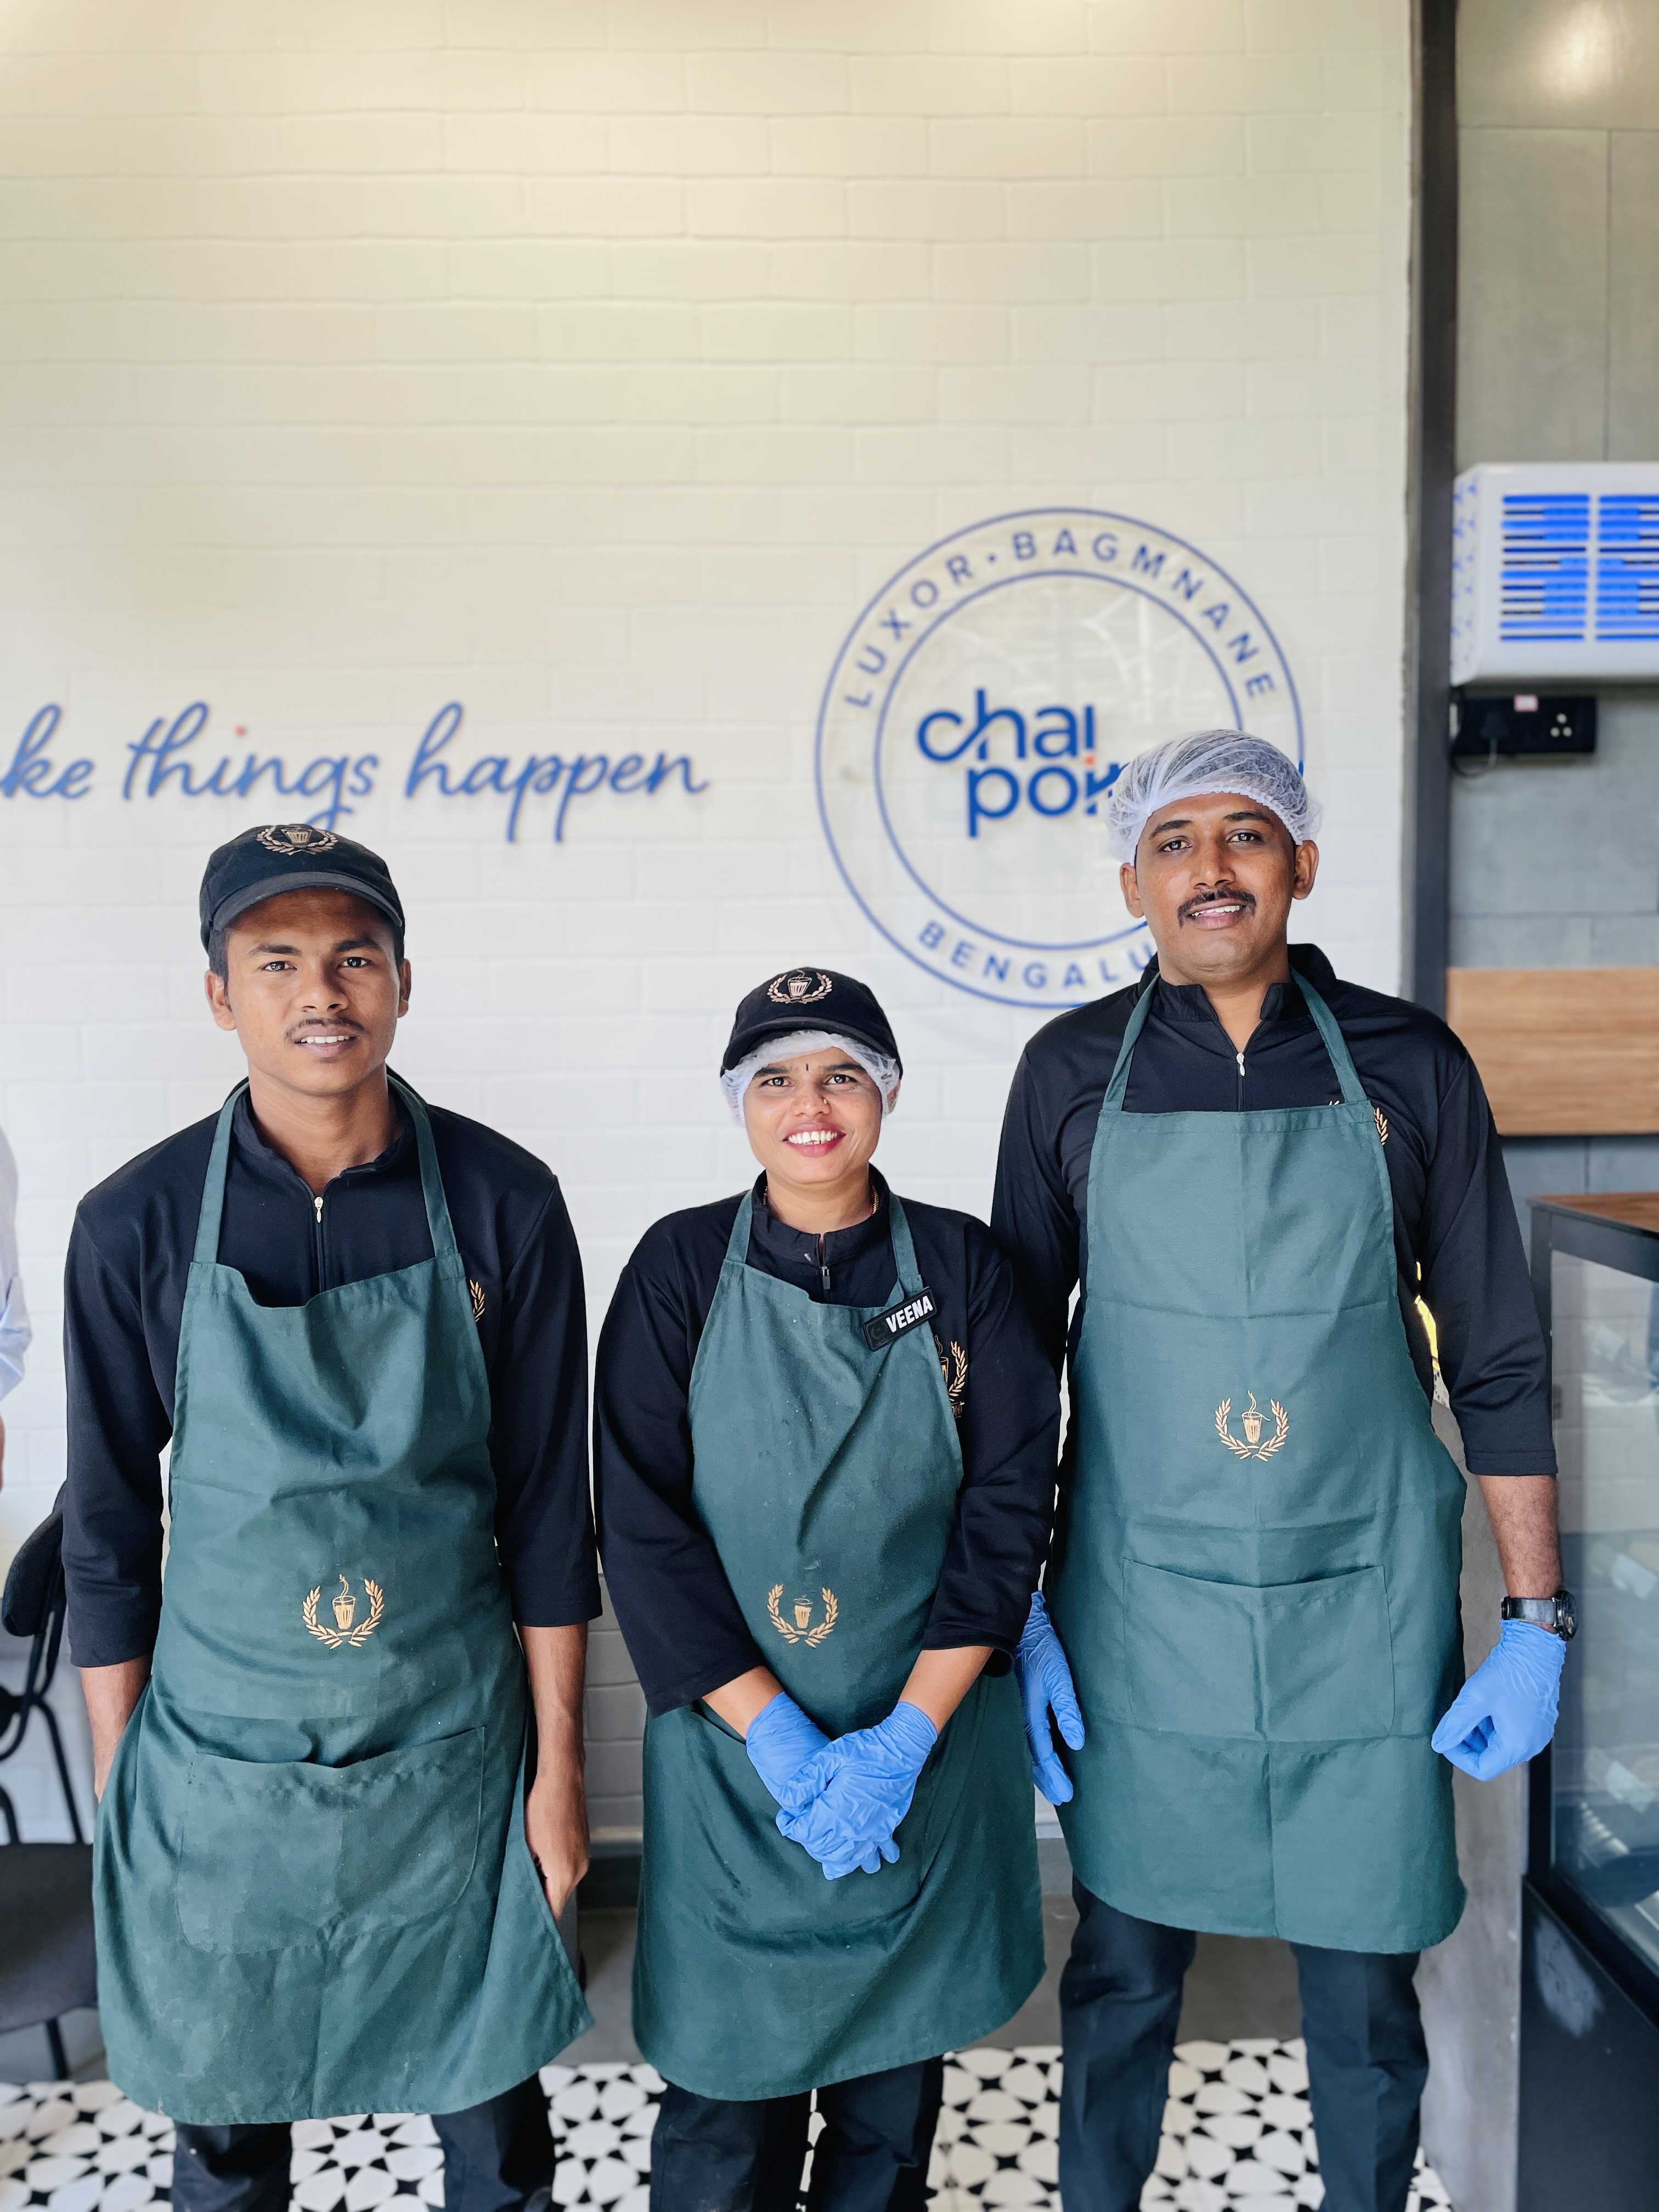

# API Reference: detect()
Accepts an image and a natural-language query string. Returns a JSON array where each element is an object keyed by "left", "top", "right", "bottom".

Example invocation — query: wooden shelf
[
  {"left": 1536, "top": 1192, "right": 1659, "bottom": 1236},
  {"left": 1444, "top": 967, "right": 1659, "bottom": 1136}
]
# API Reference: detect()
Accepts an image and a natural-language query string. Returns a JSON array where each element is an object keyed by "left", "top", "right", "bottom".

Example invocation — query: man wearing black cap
[
  {"left": 63, "top": 825, "right": 595, "bottom": 2209},
  {"left": 595, "top": 967, "right": 1057, "bottom": 2210}
]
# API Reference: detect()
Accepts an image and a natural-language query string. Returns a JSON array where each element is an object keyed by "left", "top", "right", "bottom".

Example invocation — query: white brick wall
[{"left": 0, "top": 0, "right": 1411, "bottom": 1843}]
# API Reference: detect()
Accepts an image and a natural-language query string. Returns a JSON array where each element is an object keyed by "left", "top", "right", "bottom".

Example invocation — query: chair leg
[
  {"left": 46, "top": 2019, "right": 70, "bottom": 2081},
  {"left": 38, "top": 1701, "right": 86, "bottom": 1844},
  {"left": 0, "top": 1784, "right": 18, "bottom": 1844}
]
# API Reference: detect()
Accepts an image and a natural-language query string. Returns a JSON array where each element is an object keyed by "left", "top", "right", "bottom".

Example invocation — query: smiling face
[
  {"left": 204, "top": 887, "right": 410, "bottom": 1101},
  {"left": 1120, "top": 789, "right": 1318, "bottom": 991},
  {"left": 740, "top": 1048, "right": 888, "bottom": 1224}
]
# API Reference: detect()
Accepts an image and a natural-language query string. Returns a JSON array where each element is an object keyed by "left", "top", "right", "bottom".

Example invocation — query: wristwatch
[{"left": 1501, "top": 1589, "right": 1577, "bottom": 1640}]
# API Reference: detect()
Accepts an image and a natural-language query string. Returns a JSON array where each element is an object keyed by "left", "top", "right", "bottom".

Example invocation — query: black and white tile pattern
[{"left": 0, "top": 2044, "right": 1453, "bottom": 2211}]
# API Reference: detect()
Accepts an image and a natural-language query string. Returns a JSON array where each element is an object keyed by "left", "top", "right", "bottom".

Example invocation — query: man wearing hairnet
[{"left": 993, "top": 731, "right": 1567, "bottom": 2212}]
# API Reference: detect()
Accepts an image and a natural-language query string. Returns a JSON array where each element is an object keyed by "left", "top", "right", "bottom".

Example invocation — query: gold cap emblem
[
  {"left": 303, "top": 1574, "right": 385, "bottom": 1648},
  {"left": 767, "top": 969, "right": 832, "bottom": 1006},
  {"left": 1214, "top": 1392, "right": 1289, "bottom": 1460},
  {"left": 766, "top": 1584, "right": 838, "bottom": 1646},
  {"left": 258, "top": 823, "right": 339, "bottom": 857}
]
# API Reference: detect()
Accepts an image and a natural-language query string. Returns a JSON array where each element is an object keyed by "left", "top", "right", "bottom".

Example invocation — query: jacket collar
[
  {"left": 229, "top": 1084, "right": 415, "bottom": 1195},
  {"left": 751, "top": 1166, "right": 890, "bottom": 1268},
  {"left": 1135, "top": 941, "right": 1337, "bottom": 1028}
]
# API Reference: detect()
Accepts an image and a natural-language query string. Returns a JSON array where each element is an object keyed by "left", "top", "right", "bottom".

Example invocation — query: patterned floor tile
[{"left": 0, "top": 2046, "right": 1454, "bottom": 2209}]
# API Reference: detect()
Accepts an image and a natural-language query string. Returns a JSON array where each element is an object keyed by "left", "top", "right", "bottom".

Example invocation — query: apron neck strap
[
  {"left": 1103, "top": 979, "right": 1157, "bottom": 1107},
  {"left": 885, "top": 1193, "right": 924, "bottom": 1300},
  {"left": 191, "top": 1087, "right": 243, "bottom": 1266},
  {"left": 1294, "top": 977, "right": 1366, "bottom": 1107},
  {"left": 390, "top": 1075, "right": 461, "bottom": 1267},
  {"left": 723, "top": 1185, "right": 757, "bottom": 1267},
  {"left": 1103, "top": 966, "right": 1365, "bottom": 1110}
]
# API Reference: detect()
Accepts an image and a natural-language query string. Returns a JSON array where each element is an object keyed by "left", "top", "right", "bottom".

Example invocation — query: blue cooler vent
[
  {"left": 1595, "top": 494, "right": 1659, "bottom": 640},
  {"left": 1500, "top": 493, "right": 1589, "bottom": 642}
]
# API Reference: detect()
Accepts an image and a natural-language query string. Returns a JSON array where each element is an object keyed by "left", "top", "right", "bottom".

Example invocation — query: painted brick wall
[{"left": 0, "top": 0, "right": 1411, "bottom": 1844}]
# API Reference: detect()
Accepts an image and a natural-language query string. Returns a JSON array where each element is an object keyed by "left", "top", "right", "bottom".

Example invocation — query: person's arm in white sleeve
[{"left": 0, "top": 1125, "right": 32, "bottom": 1486}]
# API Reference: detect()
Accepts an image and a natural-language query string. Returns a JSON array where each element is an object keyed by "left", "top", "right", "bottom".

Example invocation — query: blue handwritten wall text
[{"left": 1, "top": 701, "right": 710, "bottom": 842}]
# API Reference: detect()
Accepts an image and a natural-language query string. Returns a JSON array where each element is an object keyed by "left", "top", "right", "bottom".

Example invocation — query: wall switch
[{"left": 1450, "top": 692, "right": 1597, "bottom": 761}]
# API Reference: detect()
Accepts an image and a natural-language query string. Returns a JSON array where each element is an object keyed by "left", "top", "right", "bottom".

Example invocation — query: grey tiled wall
[
  {"left": 1424, "top": 17, "right": 1659, "bottom": 2211},
  {"left": 585, "top": 1581, "right": 645, "bottom": 1848},
  {"left": 1450, "top": 0, "right": 1659, "bottom": 1210}
]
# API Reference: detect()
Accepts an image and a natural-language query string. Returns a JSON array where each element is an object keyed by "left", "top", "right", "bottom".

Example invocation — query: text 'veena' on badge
[{"left": 862, "top": 1289, "right": 936, "bottom": 1351}]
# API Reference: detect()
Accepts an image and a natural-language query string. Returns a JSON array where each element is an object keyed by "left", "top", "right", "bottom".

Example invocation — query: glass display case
[
  {"left": 1541, "top": 1198, "right": 1659, "bottom": 1971},
  {"left": 1520, "top": 1196, "right": 1659, "bottom": 2212}
]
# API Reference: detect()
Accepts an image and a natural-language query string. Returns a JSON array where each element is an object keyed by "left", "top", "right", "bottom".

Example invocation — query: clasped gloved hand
[
  {"left": 743, "top": 1691, "right": 830, "bottom": 1808},
  {"left": 1014, "top": 1590, "right": 1086, "bottom": 1803},
  {"left": 776, "top": 1700, "right": 939, "bottom": 1880},
  {"left": 1431, "top": 1621, "right": 1566, "bottom": 1780}
]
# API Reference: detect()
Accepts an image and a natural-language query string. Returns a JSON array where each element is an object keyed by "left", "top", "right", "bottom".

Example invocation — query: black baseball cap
[
  {"left": 199, "top": 825, "right": 405, "bottom": 952},
  {"left": 721, "top": 967, "right": 901, "bottom": 1075}
]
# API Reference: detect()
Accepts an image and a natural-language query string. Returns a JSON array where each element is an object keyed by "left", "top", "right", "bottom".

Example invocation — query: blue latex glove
[
  {"left": 1014, "top": 1590, "right": 1086, "bottom": 1804},
  {"left": 744, "top": 1691, "right": 830, "bottom": 1809},
  {"left": 776, "top": 1700, "right": 939, "bottom": 1880},
  {"left": 1431, "top": 1621, "right": 1566, "bottom": 1780}
]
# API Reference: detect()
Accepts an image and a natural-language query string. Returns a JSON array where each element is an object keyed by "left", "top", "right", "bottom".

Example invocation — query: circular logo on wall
[{"left": 814, "top": 506, "right": 1304, "bottom": 1011}]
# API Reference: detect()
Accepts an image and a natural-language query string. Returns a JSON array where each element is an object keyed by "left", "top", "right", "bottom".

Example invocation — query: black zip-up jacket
[
  {"left": 990, "top": 944, "right": 1555, "bottom": 1479},
  {"left": 594, "top": 1173, "right": 1058, "bottom": 1716},
  {"left": 61, "top": 1085, "right": 599, "bottom": 1669}
]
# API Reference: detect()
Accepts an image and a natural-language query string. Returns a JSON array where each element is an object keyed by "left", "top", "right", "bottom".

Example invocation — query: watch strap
[
  {"left": 1500, "top": 1589, "right": 1575, "bottom": 1638},
  {"left": 1502, "top": 1596, "right": 1559, "bottom": 1627}
]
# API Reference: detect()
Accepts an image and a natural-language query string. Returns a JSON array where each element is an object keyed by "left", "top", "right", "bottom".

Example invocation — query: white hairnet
[
  {"left": 1106, "top": 730, "right": 1321, "bottom": 861},
  {"left": 720, "top": 1030, "right": 902, "bottom": 1123}
]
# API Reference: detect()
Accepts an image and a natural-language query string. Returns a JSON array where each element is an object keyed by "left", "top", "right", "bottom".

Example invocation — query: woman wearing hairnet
[
  {"left": 995, "top": 731, "right": 1566, "bottom": 2212},
  {"left": 596, "top": 968, "right": 1059, "bottom": 2211}
]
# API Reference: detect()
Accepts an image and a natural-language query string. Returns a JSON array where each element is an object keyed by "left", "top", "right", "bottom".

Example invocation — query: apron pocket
[
  {"left": 1257, "top": 1566, "right": 1395, "bottom": 1742},
  {"left": 1125, "top": 1561, "right": 1260, "bottom": 1739},
  {"left": 176, "top": 1727, "right": 485, "bottom": 1954},
  {"left": 680, "top": 1707, "right": 934, "bottom": 1938},
  {"left": 1125, "top": 1561, "right": 1395, "bottom": 1743}
]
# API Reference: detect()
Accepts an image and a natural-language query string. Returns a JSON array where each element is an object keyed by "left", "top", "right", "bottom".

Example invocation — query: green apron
[
  {"left": 93, "top": 1079, "right": 591, "bottom": 2124},
  {"left": 635, "top": 1191, "right": 1042, "bottom": 2100},
  {"left": 1052, "top": 978, "right": 1466, "bottom": 1953}
]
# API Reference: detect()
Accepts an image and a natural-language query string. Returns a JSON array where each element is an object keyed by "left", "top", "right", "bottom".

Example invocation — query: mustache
[
  {"left": 286, "top": 1017, "right": 364, "bottom": 1039},
  {"left": 1177, "top": 887, "right": 1256, "bottom": 923}
]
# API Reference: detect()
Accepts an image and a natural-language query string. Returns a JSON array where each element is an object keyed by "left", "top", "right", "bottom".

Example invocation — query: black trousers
[
  {"left": 170, "top": 2076, "right": 554, "bottom": 2212},
  {"left": 648, "top": 2058, "right": 944, "bottom": 2212},
  {"left": 1059, "top": 1883, "right": 1429, "bottom": 2212}
]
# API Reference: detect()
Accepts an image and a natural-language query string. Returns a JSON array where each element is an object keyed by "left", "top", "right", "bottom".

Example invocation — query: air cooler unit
[{"left": 1452, "top": 462, "right": 1659, "bottom": 685}]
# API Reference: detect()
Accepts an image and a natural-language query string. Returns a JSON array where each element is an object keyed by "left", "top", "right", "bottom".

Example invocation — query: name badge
[{"left": 862, "top": 1289, "right": 936, "bottom": 1351}]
